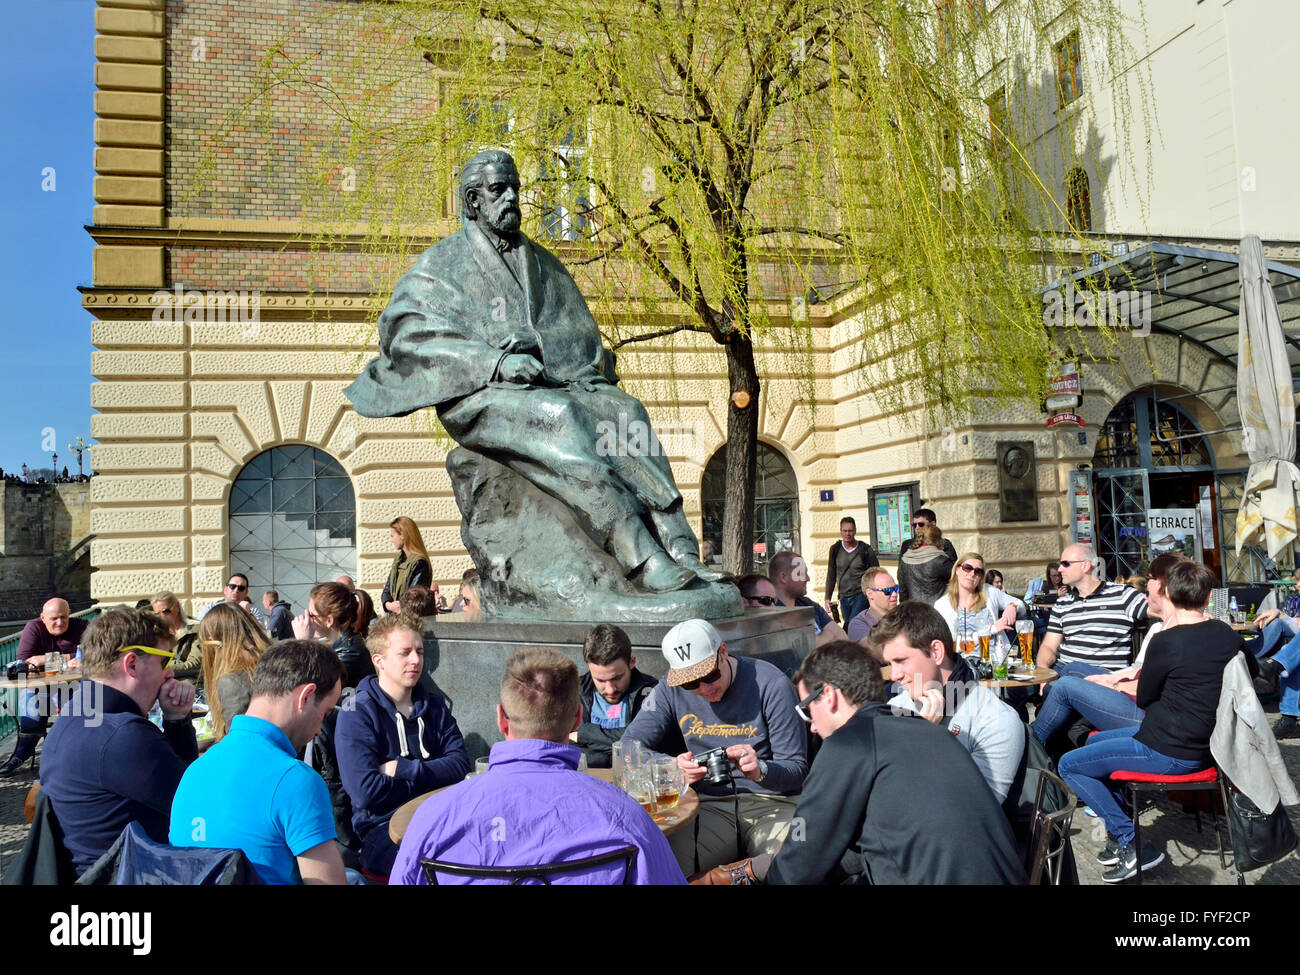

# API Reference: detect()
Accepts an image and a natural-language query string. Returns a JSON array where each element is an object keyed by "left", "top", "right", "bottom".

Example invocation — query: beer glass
[
  {"left": 613, "top": 738, "right": 644, "bottom": 791},
  {"left": 1015, "top": 620, "right": 1035, "bottom": 669},
  {"left": 977, "top": 627, "right": 992, "bottom": 663},
  {"left": 624, "top": 765, "right": 655, "bottom": 817},
  {"left": 650, "top": 756, "right": 686, "bottom": 823},
  {"left": 957, "top": 623, "right": 977, "bottom": 657}
]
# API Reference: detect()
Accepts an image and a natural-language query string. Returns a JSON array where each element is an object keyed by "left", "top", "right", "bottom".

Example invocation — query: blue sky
[{"left": 0, "top": 0, "right": 97, "bottom": 476}]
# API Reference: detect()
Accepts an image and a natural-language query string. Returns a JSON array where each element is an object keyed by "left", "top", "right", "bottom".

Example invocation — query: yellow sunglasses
[{"left": 118, "top": 645, "right": 177, "bottom": 670}]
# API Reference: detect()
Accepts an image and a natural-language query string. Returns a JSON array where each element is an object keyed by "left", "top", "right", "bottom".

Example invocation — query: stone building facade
[
  {"left": 84, "top": 0, "right": 1297, "bottom": 615},
  {"left": 0, "top": 481, "right": 93, "bottom": 623}
]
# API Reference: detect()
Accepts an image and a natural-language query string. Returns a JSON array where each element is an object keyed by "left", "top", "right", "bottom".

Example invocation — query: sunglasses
[
  {"left": 911, "top": 522, "right": 927, "bottom": 529},
  {"left": 226, "top": 583, "right": 248, "bottom": 592},
  {"left": 1057, "top": 560, "right": 1087, "bottom": 569},
  {"left": 745, "top": 595, "right": 777, "bottom": 607},
  {"left": 796, "top": 684, "right": 827, "bottom": 723},
  {"left": 680, "top": 665, "right": 724, "bottom": 691},
  {"left": 118, "top": 645, "right": 176, "bottom": 670},
  {"left": 868, "top": 585, "right": 900, "bottom": 596},
  {"left": 958, "top": 564, "right": 985, "bottom": 576}
]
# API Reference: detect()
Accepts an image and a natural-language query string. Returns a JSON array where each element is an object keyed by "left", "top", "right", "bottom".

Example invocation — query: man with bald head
[
  {"left": 0, "top": 598, "right": 88, "bottom": 777},
  {"left": 1038, "top": 543, "right": 1147, "bottom": 677}
]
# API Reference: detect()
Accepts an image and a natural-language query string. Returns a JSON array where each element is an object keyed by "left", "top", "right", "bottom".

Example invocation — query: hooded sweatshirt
[{"left": 336, "top": 675, "right": 470, "bottom": 840}]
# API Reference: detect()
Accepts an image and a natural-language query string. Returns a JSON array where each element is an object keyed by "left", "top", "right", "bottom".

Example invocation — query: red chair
[{"left": 1089, "top": 731, "right": 1240, "bottom": 884}]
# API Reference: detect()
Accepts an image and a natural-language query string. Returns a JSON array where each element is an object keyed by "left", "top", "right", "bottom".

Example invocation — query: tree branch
[
  {"left": 611, "top": 322, "right": 711, "bottom": 350},
  {"left": 747, "top": 225, "right": 847, "bottom": 245}
]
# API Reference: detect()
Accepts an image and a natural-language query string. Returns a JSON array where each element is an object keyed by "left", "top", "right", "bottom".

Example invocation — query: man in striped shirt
[{"left": 1038, "top": 545, "right": 1148, "bottom": 677}]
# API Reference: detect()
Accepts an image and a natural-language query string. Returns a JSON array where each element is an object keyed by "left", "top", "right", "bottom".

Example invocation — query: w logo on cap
[{"left": 672, "top": 642, "right": 692, "bottom": 662}]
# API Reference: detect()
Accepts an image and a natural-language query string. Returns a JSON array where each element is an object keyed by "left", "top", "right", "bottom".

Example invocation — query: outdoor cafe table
[
  {"left": 0, "top": 671, "right": 83, "bottom": 694},
  {"left": 389, "top": 766, "right": 700, "bottom": 844},
  {"left": 979, "top": 666, "right": 1059, "bottom": 690}
]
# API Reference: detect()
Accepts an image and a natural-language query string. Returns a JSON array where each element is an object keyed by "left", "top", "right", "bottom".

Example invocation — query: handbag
[{"left": 1225, "top": 785, "right": 1298, "bottom": 872}]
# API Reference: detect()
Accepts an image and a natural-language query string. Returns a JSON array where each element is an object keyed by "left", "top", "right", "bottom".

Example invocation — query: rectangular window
[
  {"left": 1054, "top": 30, "right": 1083, "bottom": 107},
  {"left": 539, "top": 118, "right": 593, "bottom": 242},
  {"left": 986, "top": 87, "right": 1008, "bottom": 162}
]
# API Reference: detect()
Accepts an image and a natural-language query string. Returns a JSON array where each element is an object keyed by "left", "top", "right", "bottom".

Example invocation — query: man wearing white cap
[{"left": 622, "top": 619, "right": 807, "bottom": 874}]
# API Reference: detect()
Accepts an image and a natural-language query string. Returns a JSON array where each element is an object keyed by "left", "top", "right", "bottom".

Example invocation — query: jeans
[
  {"left": 1040, "top": 660, "right": 1109, "bottom": 707},
  {"left": 1058, "top": 727, "right": 1205, "bottom": 847},
  {"left": 1053, "top": 660, "right": 1109, "bottom": 679},
  {"left": 1245, "top": 617, "right": 1300, "bottom": 661},
  {"left": 1031, "top": 676, "right": 1144, "bottom": 744},
  {"left": 18, "top": 688, "right": 49, "bottom": 737},
  {"left": 1271, "top": 630, "right": 1300, "bottom": 718},
  {"left": 839, "top": 592, "right": 866, "bottom": 628}
]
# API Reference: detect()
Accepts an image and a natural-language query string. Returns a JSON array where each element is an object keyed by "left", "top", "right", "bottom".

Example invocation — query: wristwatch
[{"left": 756, "top": 759, "right": 770, "bottom": 782}]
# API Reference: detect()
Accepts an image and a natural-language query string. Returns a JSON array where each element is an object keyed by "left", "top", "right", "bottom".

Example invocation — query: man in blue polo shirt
[{"left": 170, "top": 640, "right": 347, "bottom": 885}]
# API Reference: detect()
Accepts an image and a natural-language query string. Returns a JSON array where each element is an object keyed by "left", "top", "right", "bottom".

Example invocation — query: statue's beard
[{"left": 484, "top": 203, "right": 521, "bottom": 235}]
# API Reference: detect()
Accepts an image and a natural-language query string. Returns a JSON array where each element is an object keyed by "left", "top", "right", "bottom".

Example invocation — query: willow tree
[{"left": 227, "top": 0, "right": 1150, "bottom": 573}]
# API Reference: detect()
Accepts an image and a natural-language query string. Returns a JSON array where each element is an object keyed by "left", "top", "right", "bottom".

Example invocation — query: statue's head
[{"left": 460, "top": 149, "right": 522, "bottom": 235}]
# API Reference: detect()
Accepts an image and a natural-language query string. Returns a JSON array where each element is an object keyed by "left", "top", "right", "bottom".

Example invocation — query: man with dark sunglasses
[
  {"left": 735, "top": 574, "right": 779, "bottom": 609},
  {"left": 40, "top": 606, "right": 198, "bottom": 876},
  {"left": 1039, "top": 543, "right": 1147, "bottom": 677},
  {"left": 197, "top": 572, "right": 267, "bottom": 627},
  {"left": 897, "top": 508, "right": 958, "bottom": 561},
  {"left": 845, "top": 569, "right": 900, "bottom": 652},
  {"left": 622, "top": 619, "right": 807, "bottom": 875}
]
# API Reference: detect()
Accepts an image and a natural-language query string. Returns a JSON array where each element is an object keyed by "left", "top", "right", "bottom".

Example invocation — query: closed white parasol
[{"left": 1235, "top": 235, "right": 1299, "bottom": 559}]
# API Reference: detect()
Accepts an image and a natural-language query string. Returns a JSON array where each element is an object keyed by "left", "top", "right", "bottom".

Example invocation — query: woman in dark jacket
[
  {"left": 293, "top": 581, "right": 373, "bottom": 688},
  {"left": 381, "top": 516, "right": 432, "bottom": 614},
  {"left": 897, "top": 524, "right": 956, "bottom": 605},
  {"left": 292, "top": 580, "right": 375, "bottom": 855}
]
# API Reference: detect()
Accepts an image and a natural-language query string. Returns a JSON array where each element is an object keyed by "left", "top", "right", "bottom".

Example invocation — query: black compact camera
[
  {"left": 693, "top": 746, "right": 733, "bottom": 786},
  {"left": 6, "top": 660, "right": 34, "bottom": 681}
]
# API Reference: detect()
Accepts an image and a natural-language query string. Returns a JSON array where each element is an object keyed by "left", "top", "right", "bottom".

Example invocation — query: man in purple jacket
[{"left": 390, "top": 646, "right": 684, "bottom": 885}]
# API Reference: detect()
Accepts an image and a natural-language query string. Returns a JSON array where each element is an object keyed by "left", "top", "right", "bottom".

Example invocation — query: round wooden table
[
  {"left": 979, "top": 666, "right": 1059, "bottom": 689},
  {"left": 389, "top": 765, "right": 700, "bottom": 843}
]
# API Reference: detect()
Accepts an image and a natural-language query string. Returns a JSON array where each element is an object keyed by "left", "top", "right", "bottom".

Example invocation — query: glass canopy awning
[{"left": 1047, "top": 241, "right": 1300, "bottom": 375}]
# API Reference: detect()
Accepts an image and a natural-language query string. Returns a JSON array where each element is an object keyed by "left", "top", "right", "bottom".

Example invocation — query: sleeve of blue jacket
[{"left": 336, "top": 700, "right": 469, "bottom": 821}]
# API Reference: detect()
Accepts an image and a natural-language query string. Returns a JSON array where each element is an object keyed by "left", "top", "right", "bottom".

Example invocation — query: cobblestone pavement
[{"left": 3, "top": 715, "right": 1299, "bottom": 885}]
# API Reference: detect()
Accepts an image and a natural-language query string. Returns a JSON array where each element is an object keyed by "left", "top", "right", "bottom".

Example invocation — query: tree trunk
[{"left": 722, "top": 331, "right": 760, "bottom": 575}]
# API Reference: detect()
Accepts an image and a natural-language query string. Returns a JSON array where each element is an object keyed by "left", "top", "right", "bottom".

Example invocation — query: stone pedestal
[
  {"left": 420, "top": 607, "right": 814, "bottom": 762},
  {"left": 447, "top": 447, "right": 743, "bottom": 623}
]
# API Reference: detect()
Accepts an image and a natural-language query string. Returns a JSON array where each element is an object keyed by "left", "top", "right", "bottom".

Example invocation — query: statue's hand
[{"left": 499, "top": 353, "right": 544, "bottom": 384}]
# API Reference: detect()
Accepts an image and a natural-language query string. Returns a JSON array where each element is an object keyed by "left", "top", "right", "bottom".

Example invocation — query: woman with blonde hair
[
  {"left": 199, "top": 602, "right": 273, "bottom": 739},
  {"left": 151, "top": 591, "right": 202, "bottom": 684},
  {"left": 934, "top": 551, "right": 1024, "bottom": 643},
  {"left": 382, "top": 516, "right": 433, "bottom": 614}
]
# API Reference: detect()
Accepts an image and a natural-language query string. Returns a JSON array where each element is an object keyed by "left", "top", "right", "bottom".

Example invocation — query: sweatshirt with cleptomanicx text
[{"left": 622, "top": 655, "right": 808, "bottom": 798}]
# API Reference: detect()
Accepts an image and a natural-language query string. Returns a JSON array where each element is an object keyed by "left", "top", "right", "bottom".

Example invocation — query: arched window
[
  {"left": 700, "top": 441, "right": 800, "bottom": 574},
  {"left": 1092, "top": 393, "right": 1211, "bottom": 471},
  {"left": 229, "top": 445, "right": 357, "bottom": 614},
  {"left": 1065, "top": 167, "right": 1091, "bottom": 232}
]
